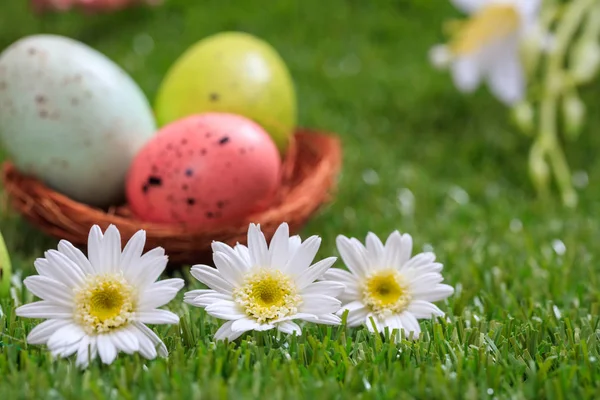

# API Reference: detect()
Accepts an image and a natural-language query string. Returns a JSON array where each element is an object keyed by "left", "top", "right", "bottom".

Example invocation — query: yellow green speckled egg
[{"left": 154, "top": 32, "right": 297, "bottom": 154}]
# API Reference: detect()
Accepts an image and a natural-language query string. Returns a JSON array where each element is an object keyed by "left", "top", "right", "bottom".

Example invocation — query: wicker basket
[{"left": 1, "top": 129, "right": 342, "bottom": 266}]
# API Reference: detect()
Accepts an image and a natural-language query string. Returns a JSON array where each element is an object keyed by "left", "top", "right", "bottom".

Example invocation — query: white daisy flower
[
  {"left": 430, "top": 0, "right": 543, "bottom": 105},
  {"left": 16, "top": 225, "right": 183, "bottom": 368},
  {"left": 322, "top": 231, "right": 454, "bottom": 338},
  {"left": 184, "top": 223, "right": 344, "bottom": 341}
]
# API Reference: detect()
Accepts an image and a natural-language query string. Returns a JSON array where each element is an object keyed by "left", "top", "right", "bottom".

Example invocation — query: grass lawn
[{"left": 2, "top": 0, "right": 600, "bottom": 398}]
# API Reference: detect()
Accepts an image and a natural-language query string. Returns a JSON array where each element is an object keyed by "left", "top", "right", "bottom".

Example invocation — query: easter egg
[
  {"left": 126, "top": 112, "right": 281, "bottom": 226},
  {"left": 154, "top": 32, "right": 296, "bottom": 154},
  {"left": 0, "top": 34, "right": 156, "bottom": 207}
]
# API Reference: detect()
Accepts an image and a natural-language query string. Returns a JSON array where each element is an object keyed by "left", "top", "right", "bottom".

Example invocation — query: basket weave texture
[{"left": 1, "top": 129, "right": 342, "bottom": 266}]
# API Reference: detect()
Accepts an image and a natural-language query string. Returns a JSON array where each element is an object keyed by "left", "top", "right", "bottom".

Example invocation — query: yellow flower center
[
  {"left": 74, "top": 274, "right": 136, "bottom": 334},
  {"left": 449, "top": 4, "right": 520, "bottom": 55},
  {"left": 362, "top": 269, "right": 411, "bottom": 318},
  {"left": 233, "top": 269, "right": 300, "bottom": 324}
]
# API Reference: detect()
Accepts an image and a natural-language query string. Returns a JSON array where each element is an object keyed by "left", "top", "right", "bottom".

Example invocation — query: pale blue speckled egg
[{"left": 0, "top": 34, "right": 156, "bottom": 207}]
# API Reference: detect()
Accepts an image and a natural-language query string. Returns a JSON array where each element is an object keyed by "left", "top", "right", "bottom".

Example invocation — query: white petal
[
  {"left": 152, "top": 278, "right": 185, "bottom": 291},
  {"left": 135, "top": 328, "right": 158, "bottom": 360},
  {"left": 26, "top": 319, "right": 71, "bottom": 344},
  {"left": 44, "top": 250, "right": 86, "bottom": 288},
  {"left": 47, "top": 323, "right": 86, "bottom": 349},
  {"left": 75, "top": 336, "right": 95, "bottom": 368},
  {"left": 214, "top": 320, "right": 245, "bottom": 341},
  {"left": 336, "top": 236, "right": 369, "bottom": 277},
  {"left": 339, "top": 300, "right": 366, "bottom": 312},
  {"left": 184, "top": 292, "right": 232, "bottom": 307},
  {"left": 97, "top": 334, "right": 118, "bottom": 365},
  {"left": 128, "top": 248, "right": 168, "bottom": 288},
  {"left": 138, "top": 284, "right": 182, "bottom": 310},
  {"left": 288, "top": 235, "right": 302, "bottom": 255},
  {"left": 111, "top": 328, "right": 140, "bottom": 355},
  {"left": 87, "top": 225, "right": 104, "bottom": 273},
  {"left": 282, "top": 236, "right": 321, "bottom": 274},
  {"left": 365, "top": 313, "right": 387, "bottom": 333},
  {"left": 212, "top": 241, "right": 250, "bottom": 271},
  {"left": 403, "top": 252, "right": 436, "bottom": 270},
  {"left": 269, "top": 223, "right": 290, "bottom": 268},
  {"left": 133, "top": 322, "right": 168, "bottom": 358},
  {"left": 399, "top": 312, "right": 421, "bottom": 338},
  {"left": 247, "top": 223, "right": 269, "bottom": 267},
  {"left": 102, "top": 225, "right": 122, "bottom": 274},
  {"left": 299, "top": 295, "right": 341, "bottom": 314},
  {"left": 321, "top": 268, "right": 360, "bottom": 292},
  {"left": 231, "top": 317, "right": 261, "bottom": 332},
  {"left": 384, "top": 314, "right": 403, "bottom": 331},
  {"left": 57, "top": 240, "right": 93, "bottom": 275},
  {"left": 407, "top": 300, "right": 445, "bottom": 319},
  {"left": 213, "top": 252, "right": 244, "bottom": 286},
  {"left": 52, "top": 341, "right": 80, "bottom": 358},
  {"left": 295, "top": 313, "right": 341, "bottom": 325},
  {"left": 190, "top": 265, "right": 233, "bottom": 294},
  {"left": 409, "top": 273, "right": 444, "bottom": 290},
  {"left": 365, "top": 232, "right": 385, "bottom": 265},
  {"left": 23, "top": 276, "right": 73, "bottom": 307},
  {"left": 344, "top": 306, "right": 370, "bottom": 327},
  {"left": 183, "top": 289, "right": 216, "bottom": 300},
  {"left": 295, "top": 257, "right": 337, "bottom": 289},
  {"left": 413, "top": 284, "right": 454, "bottom": 302},
  {"left": 451, "top": 0, "right": 487, "bottom": 14},
  {"left": 205, "top": 301, "right": 246, "bottom": 320},
  {"left": 120, "top": 230, "right": 146, "bottom": 274},
  {"left": 301, "top": 281, "right": 345, "bottom": 298},
  {"left": 277, "top": 321, "right": 301, "bottom": 335},
  {"left": 383, "top": 232, "right": 412, "bottom": 269},
  {"left": 486, "top": 41, "right": 524, "bottom": 105},
  {"left": 234, "top": 244, "right": 251, "bottom": 265},
  {"left": 16, "top": 301, "right": 72, "bottom": 319},
  {"left": 515, "top": 0, "right": 541, "bottom": 21},
  {"left": 451, "top": 56, "right": 482, "bottom": 93},
  {"left": 135, "top": 310, "right": 180, "bottom": 325}
]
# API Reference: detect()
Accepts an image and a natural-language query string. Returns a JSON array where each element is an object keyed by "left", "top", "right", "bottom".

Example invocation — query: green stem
[{"left": 536, "top": 0, "right": 595, "bottom": 206}]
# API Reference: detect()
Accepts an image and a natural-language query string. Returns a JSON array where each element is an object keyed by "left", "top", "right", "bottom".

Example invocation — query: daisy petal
[
  {"left": 133, "top": 322, "right": 168, "bottom": 358},
  {"left": 23, "top": 276, "right": 73, "bottom": 307},
  {"left": 407, "top": 300, "right": 445, "bottom": 319},
  {"left": 451, "top": 56, "right": 482, "bottom": 93},
  {"left": 365, "top": 313, "right": 387, "bottom": 333},
  {"left": 345, "top": 306, "right": 369, "bottom": 327},
  {"left": 231, "top": 317, "right": 261, "bottom": 332},
  {"left": 269, "top": 223, "right": 290, "bottom": 268},
  {"left": 111, "top": 328, "right": 139, "bottom": 355},
  {"left": 87, "top": 225, "right": 104, "bottom": 273},
  {"left": 365, "top": 232, "right": 385, "bottom": 263},
  {"left": 248, "top": 223, "right": 269, "bottom": 267},
  {"left": 336, "top": 235, "right": 368, "bottom": 277},
  {"left": 47, "top": 323, "right": 86, "bottom": 349},
  {"left": 26, "top": 319, "right": 71, "bottom": 344},
  {"left": 16, "top": 301, "right": 72, "bottom": 319},
  {"left": 214, "top": 320, "right": 246, "bottom": 341},
  {"left": 213, "top": 252, "right": 244, "bottom": 286},
  {"left": 288, "top": 235, "right": 302, "bottom": 256},
  {"left": 277, "top": 321, "right": 301, "bottom": 335},
  {"left": 282, "top": 236, "right": 321, "bottom": 274},
  {"left": 487, "top": 40, "right": 524, "bottom": 105},
  {"left": 135, "top": 310, "right": 180, "bottom": 325},
  {"left": 299, "top": 294, "right": 341, "bottom": 315},
  {"left": 413, "top": 284, "right": 455, "bottom": 302},
  {"left": 120, "top": 230, "right": 146, "bottom": 274},
  {"left": 296, "top": 313, "right": 341, "bottom": 325},
  {"left": 212, "top": 242, "right": 250, "bottom": 271},
  {"left": 184, "top": 292, "right": 232, "bottom": 307},
  {"left": 409, "top": 272, "right": 444, "bottom": 289},
  {"left": 403, "top": 252, "right": 436, "bottom": 270},
  {"left": 295, "top": 257, "right": 337, "bottom": 289},
  {"left": 75, "top": 336, "right": 95, "bottom": 368},
  {"left": 44, "top": 250, "right": 85, "bottom": 288},
  {"left": 399, "top": 312, "right": 422, "bottom": 338},
  {"left": 57, "top": 240, "right": 93, "bottom": 274},
  {"left": 190, "top": 265, "right": 234, "bottom": 294},
  {"left": 136, "top": 329, "right": 158, "bottom": 360},
  {"left": 205, "top": 301, "right": 246, "bottom": 320},
  {"left": 102, "top": 225, "right": 122, "bottom": 274},
  {"left": 97, "top": 334, "right": 118, "bottom": 364},
  {"left": 129, "top": 249, "right": 168, "bottom": 288},
  {"left": 322, "top": 268, "right": 359, "bottom": 287},
  {"left": 301, "top": 281, "right": 346, "bottom": 298},
  {"left": 138, "top": 284, "right": 182, "bottom": 310}
]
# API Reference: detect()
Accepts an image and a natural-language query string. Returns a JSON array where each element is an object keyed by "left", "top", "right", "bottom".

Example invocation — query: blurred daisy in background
[
  {"left": 322, "top": 231, "right": 454, "bottom": 338},
  {"left": 430, "top": 0, "right": 546, "bottom": 105},
  {"left": 16, "top": 225, "right": 183, "bottom": 368},
  {"left": 185, "top": 223, "right": 344, "bottom": 341}
]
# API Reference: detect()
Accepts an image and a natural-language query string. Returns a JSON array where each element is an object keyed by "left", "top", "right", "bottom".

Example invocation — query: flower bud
[
  {"left": 511, "top": 101, "right": 535, "bottom": 135},
  {"left": 570, "top": 39, "right": 600, "bottom": 84},
  {"left": 562, "top": 93, "right": 586, "bottom": 139},
  {"left": 0, "top": 230, "right": 12, "bottom": 298},
  {"left": 529, "top": 143, "right": 550, "bottom": 195}
]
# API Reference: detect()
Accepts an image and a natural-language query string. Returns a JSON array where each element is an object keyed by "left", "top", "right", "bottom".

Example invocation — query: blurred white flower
[
  {"left": 322, "top": 232, "right": 454, "bottom": 339},
  {"left": 430, "top": 0, "right": 543, "bottom": 105},
  {"left": 16, "top": 225, "right": 183, "bottom": 368}
]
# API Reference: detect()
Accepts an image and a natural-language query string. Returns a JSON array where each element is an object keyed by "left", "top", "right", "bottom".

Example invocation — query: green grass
[{"left": 2, "top": 0, "right": 600, "bottom": 398}]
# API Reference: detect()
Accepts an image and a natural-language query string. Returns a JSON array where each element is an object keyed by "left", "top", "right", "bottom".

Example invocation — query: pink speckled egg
[{"left": 126, "top": 112, "right": 281, "bottom": 225}]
